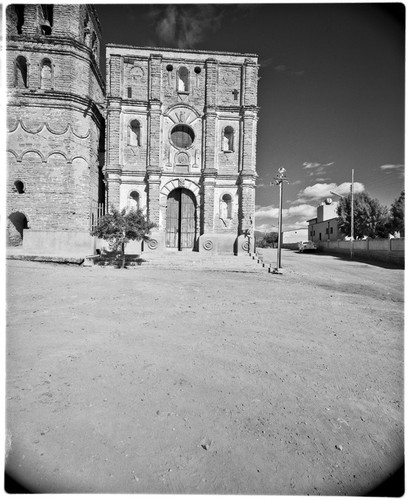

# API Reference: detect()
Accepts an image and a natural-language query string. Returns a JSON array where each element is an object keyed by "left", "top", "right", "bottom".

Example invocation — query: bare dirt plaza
[{"left": 6, "top": 250, "right": 404, "bottom": 494}]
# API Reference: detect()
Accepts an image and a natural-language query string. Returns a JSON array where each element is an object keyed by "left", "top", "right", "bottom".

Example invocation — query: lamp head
[{"left": 278, "top": 167, "right": 286, "bottom": 175}]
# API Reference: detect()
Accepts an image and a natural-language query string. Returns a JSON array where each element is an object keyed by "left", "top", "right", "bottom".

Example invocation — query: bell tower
[{"left": 6, "top": 4, "right": 105, "bottom": 254}]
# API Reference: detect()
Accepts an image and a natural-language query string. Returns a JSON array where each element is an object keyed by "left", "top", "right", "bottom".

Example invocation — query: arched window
[
  {"left": 222, "top": 126, "right": 234, "bottom": 152},
  {"left": 15, "top": 56, "right": 28, "bottom": 88},
  {"left": 220, "top": 194, "right": 233, "bottom": 219},
  {"left": 128, "top": 120, "right": 141, "bottom": 147},
  {"left": 83, "top": 12, "right": 90, "bottom": 45},
  {"left": 177, "top": 66, "right": 189, "bottom": 93},
  {"left": 15, "top": 5, "right": 24, "bottom": 34},
  {"left": 40, "top": 58, "right": 52, "bottom": 89},
  {"left": 14, "top": 180, "right": 25, "bottom": 194},
  {"left": 128, "top": 191, "right": 140, "bottom": 211}
]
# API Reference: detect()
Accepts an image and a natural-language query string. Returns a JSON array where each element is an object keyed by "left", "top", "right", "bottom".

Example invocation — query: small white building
[{"left": 307, "top": 198, "right": 342, "bottom": 243}]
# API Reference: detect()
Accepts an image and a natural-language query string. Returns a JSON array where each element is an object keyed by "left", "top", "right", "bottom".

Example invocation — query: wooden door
[
  {"left": 165, "top": 188, "right": 196, "bottom": 249},
  {"left": 180, "top": 189, "right": 196, "bottom": 249},
  {"left": 166, "top": 189, "right": 180, "bottom": 248}
]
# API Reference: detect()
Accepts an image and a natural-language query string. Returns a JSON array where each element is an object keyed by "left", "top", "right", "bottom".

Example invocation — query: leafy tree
[
  {"left": 257, "top": 231, "right": 278, "bottom": 248},
  {"left": 388, "top": 191, "right": 405, "bottom": 237},
  {"left": 337, "top": 192, "right": 390, "bottom": 239},
  {"left": 91, "top": 207, "right": 156, "bottom": 268}
]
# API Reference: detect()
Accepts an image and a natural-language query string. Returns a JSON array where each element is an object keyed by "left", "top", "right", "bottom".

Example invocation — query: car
[{"left": 298, "top": 241, "right": 317, "bottom": 252}]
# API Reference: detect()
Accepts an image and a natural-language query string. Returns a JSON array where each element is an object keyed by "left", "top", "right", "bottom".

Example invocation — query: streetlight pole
[
  {"left": 350, "top": 169, "right": 354, "bottom": 260},
  {"left": 272, "top": 167, "right": 289, "bottom": 271}
]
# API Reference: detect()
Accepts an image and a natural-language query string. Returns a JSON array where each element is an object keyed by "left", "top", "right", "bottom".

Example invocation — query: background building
[{"left": 307, "top": 198, "right": 342, "bottom": 243}]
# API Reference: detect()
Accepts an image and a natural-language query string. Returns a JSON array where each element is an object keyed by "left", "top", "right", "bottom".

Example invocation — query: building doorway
[
  {"left": 8, "top": 211, "right": 28, "bottom": 246},
  {"left": 166, "top": 188, "right": 196, "bottom": 250}
]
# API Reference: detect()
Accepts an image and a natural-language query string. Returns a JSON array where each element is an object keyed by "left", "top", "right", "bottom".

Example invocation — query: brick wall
[{"left": 6, "top": 4, "right": 105, "bottom": 244}]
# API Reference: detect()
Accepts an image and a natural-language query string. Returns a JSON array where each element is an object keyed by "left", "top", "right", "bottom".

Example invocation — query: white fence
[{"left": 318, "top": 238, "right": 404, "bottom": 266}]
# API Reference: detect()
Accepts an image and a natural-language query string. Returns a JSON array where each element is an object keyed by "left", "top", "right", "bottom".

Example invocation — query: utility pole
[
  {"left": 271, "top": 167, "right": 289, "bottom": 271},
  {"left": 350, "top": 169, "right": 354, "bottom": 259}
]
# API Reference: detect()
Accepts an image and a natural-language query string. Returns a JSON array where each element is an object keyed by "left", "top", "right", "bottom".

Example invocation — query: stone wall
[{"left": 105, "top": 45, "right": 259, "bottom": 252}]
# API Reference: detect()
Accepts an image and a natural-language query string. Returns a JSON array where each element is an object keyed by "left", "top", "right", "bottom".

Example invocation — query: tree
[
  {"left": 389, "top": 191, "right": 405, "bottom": 237},
  {"left": 91, "top": 207, "right": 156, "bottom": 268},
  {"left": 337, "top": 192, "right": 390, "bottom": 239},
  {"left": 257, "top": 231, "right": 278, "bottom": 248}
]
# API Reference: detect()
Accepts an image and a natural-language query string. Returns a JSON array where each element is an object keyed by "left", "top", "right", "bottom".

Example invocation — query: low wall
[
  {"left": 22, "top": 230, "right": 95, "bottom": 256},
  {"left": 318, "top": 238, "right": 404, "bottom": 267}
]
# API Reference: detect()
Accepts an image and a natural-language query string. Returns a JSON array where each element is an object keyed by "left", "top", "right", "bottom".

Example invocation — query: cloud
[
  {"left": 295, "top": 182, "right": 365, "bottom": 203},
  {"left": 336, "top": 182, "right": 365, "bottom": 196},
  {"left": 380, "top": 164, "right": 404, "bottom": 171},
  {"left": 255, "top": 203, "right": 316, "bottom": 231},
  {"left": 380, "top": 164, "right": 404, "bottom": 177},
  {"left": 151, "top": 5, "right": 224, "bottom": 48},
  {"left": 303, "top": 161, "right": 334, "bottom": 169}
]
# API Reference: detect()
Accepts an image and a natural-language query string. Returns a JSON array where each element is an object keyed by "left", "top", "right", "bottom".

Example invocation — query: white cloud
[
  {"left": 295, "top": 181, "right": 365, "bottom": 203},
  {"left": 303, "top": 161, "right": 334, "bottom": 169},
  {"left": 297, "top": 182, "right": 337, "bottom": 201},
  {"left": 380, "top": 164, "right": 404, "bottom": 171},
  {"left": 255, "top": 203, "right": 317, "bottom": 231},
  {"left": 380, "top": 164, "right": 404, "bottom": 177},
  {"left": 287, "top": 204, "right": 317, "bottom": 218}
]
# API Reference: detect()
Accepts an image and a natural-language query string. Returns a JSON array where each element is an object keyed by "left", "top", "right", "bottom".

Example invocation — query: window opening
[
  {"left": 16, "top": 56, "right": 28, "bottom": 88},
  {"left": 40, "top": 5, "right": 53, "bottom": 35},
  {"left": 15, "top": 5, "right": 24, "bottom": 34},
  {"left": 129, "top": 120, "right": 141, "bottom": 146},
  {"left": 40, "top": 58, "right": 52, "bottom": 89},
  {"left": 127, "top": 86, "right": 132, "bottom": 98},
  {"left": 128, "top": 191, "right": 140, "bottom": 211},
  {"left": 177, "top": 66, "right": 189, "bottom": 92},
  {"left": 14, "top": 180, "right": 25, "bottom": 194},
  {"left": 220, "top": 194, "right": 232, "bottom": 219},
  {"left": 223, "top": 126, "right": 234, "bottom": 152},
  {"left": 83, "top": 12, "right": 90, "bottom": 44},
  {"left": 170, "top": 124, "right": 194, "bottom": 149}
]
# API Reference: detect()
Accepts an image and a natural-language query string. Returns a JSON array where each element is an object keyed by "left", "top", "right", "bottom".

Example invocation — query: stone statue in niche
[{"left": 223, "top": 135, "right": 230, "bottom": 151}]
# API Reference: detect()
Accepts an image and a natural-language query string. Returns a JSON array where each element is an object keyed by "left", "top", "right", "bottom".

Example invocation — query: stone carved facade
[
  {"left": 106, "top": 45, "right": 259, "bottom": 253},
  {"left": 6, "top": 5, "right": 259, "bottom": 255}
]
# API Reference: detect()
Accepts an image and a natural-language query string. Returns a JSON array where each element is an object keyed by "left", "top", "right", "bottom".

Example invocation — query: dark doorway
[
  {"left": 8, "top": 212, "right": 28, "bottom": 246},
  {"left": 166, "top": 188, "right": 196, "bottom": 250}
]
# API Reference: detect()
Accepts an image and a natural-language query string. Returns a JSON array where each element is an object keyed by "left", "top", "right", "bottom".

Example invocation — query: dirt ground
[{"left": 5, "top": 249, "right": 404, "bottom": 494}]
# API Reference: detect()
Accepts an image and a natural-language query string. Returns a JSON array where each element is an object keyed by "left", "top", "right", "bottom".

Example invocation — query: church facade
[{"left": 6, "top": 5, "right": 259, "bottom": 255}]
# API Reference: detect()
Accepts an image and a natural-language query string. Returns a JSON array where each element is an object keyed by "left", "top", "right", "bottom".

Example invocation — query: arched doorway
[
  {"left": 8, "top": 212, "right": 28, "bottom": 246},
  {"left": 166, "top": 188, "right": 196, "bottom": 250}
]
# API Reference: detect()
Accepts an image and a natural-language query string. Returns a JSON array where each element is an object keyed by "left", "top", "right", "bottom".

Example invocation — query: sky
[{"left": 96, "top": 2, "right": 405, "bottom": 232}]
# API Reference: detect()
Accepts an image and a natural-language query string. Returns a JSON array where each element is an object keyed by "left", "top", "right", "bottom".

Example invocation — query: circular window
[{"left": 170, "top": 124, "right": 195, "bottom": 149}]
